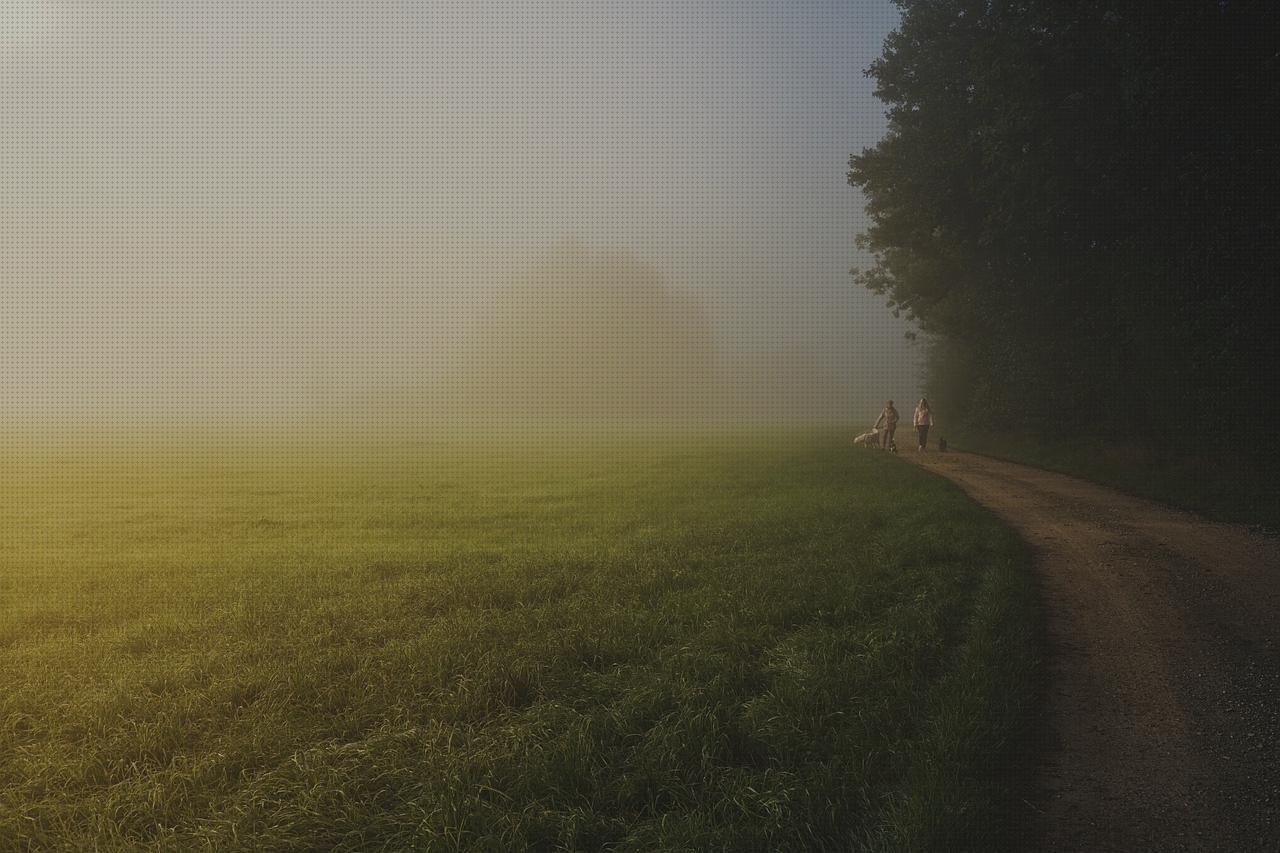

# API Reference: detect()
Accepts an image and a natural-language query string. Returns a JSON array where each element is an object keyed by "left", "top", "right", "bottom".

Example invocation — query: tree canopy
[{"left": 850, "top": 1, "right": 1278, "bottom": 443}]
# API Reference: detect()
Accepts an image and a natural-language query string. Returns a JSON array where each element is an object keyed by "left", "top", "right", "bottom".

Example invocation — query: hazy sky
[{"left": 1, "top": 1, "right": 921, "bottom": 426}]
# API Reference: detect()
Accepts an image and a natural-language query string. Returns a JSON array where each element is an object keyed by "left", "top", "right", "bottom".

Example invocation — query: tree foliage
[{"left": 850, "top": 1, "right": 1279, "bottom": 443}]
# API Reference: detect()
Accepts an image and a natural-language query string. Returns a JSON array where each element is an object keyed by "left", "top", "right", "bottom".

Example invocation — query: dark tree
[{"left": 850, "top": 1, "right": 1279, "bottom": 448}]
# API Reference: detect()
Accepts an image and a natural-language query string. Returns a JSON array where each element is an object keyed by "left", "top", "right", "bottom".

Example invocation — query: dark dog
[{"left": 938, "top": 437, "right": 947, "bottom": 453}]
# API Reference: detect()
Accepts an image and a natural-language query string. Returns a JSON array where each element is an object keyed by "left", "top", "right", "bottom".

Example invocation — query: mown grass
[
  {"left": 0, "top": 429, "right": 1037, "bottom": 851},
  {"left": 947, "top": 428, "right": 1279, "bottom": 532}
]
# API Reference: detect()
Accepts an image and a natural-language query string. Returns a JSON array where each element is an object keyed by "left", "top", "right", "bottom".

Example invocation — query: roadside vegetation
[
  {"left": 0, "top": 430, "right": 1037, "bottom": 851},
  {"left": 850, "top": 2, "right": 1277, "bottom": 521},
  {"left": 948, "top": 430, "right": 1277, "bottom": 531}
]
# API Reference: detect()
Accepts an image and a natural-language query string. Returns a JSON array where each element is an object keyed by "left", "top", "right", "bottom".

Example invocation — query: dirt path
[{"left": 908, "top": 449, "right": 1280, "bottom": 852}]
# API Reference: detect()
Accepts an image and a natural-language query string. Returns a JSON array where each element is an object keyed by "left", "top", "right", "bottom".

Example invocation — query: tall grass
[{"left": 0, "top": 430, "right": 1037, "bottom": 851}]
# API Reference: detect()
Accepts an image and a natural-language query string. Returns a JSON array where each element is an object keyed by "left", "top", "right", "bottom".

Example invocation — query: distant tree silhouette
[{"left": 449, "top": 243, "right": 720, "bottom": 423}]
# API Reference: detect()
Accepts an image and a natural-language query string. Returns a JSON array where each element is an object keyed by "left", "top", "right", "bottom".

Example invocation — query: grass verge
[
  {"left": 947, "top": 429, "right": 1278, "bottom": 531},
  {"left": 0, "top": 430, "right": 1037, "bottom": 851}
]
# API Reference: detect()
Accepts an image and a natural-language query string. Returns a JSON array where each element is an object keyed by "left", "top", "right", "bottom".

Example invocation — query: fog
[{"left": 1, "top": 2, "right": 923, "bottom": 434}]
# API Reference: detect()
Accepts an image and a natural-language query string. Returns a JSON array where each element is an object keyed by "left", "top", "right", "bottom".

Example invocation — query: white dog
[{"left": 853, "top": 428, "right": 881, "bottom": 447}]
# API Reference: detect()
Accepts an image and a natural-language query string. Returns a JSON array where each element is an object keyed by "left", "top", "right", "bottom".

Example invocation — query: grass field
[{"left": 0, "top": 429, "right": 1037, "bottom": 851}]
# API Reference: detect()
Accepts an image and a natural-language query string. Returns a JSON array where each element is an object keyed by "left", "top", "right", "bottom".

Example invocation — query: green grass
[
  {"left": 947, "top": 428, "right": 1279, "bottom": 531},
  {"left": 0, "top": 429, "right": 1037, "bottom": 851}
]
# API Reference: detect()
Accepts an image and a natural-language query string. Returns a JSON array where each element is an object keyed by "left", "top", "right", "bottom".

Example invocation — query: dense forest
[{"left": 850, "top": 1, "right": 1277, "bottom": 455}]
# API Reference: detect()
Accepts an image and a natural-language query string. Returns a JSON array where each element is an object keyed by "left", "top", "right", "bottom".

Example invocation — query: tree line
[{"left": 849, "top": 1, "right": 1277, "bottom": 451}]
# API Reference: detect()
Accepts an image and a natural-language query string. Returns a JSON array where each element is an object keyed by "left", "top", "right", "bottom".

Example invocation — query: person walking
[
  {"left": 914, "top": 398, "right": 933, "bottom": 452},
  {"left": 874, "top": 400, "right": 899, "bottom": 451}
]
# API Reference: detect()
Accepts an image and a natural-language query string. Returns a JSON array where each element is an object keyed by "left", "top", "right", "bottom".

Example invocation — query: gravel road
[{"left": 910, "top": 449, "right": 1280, "bottom": 852}]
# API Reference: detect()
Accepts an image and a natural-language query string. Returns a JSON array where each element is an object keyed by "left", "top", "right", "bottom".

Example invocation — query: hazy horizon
[{"left": 2, "top": 1, "right": 924, "bottom": 431}]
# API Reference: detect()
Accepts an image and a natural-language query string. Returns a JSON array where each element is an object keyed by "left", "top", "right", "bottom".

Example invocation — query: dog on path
[{"left": 853, "top": 428, "right": 881, "bottom": 448}]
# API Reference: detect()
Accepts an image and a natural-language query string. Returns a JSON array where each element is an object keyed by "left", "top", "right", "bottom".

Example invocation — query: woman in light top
[
  {"left": 913, "top": 398, "right": 934, "bottom": 452},
  {"left": 874, "top": 400, "right": 899, "bottom": 450}
]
